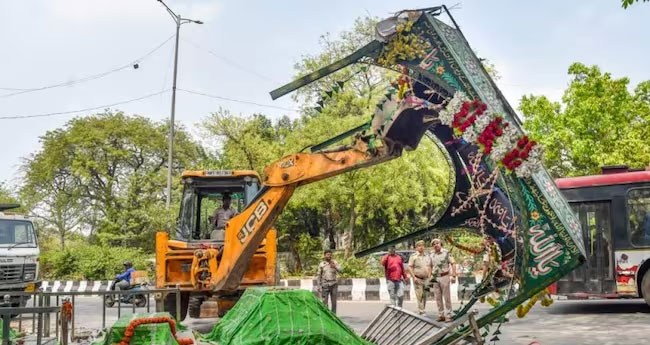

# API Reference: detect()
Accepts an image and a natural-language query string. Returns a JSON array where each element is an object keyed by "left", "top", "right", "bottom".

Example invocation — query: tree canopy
[
  {"left": 520, "top": 62, "right": 650, "bottom": 177},
  {"left": 202, "top": 17, "right": 452, "bottom": 265},
  {"left": 21, "top": 111, "right": 206, "bottom": 249}
]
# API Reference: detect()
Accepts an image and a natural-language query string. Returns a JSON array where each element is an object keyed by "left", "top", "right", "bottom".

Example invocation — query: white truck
[{"left": 0, "top": 204, "right": 40, "bottom": 308}]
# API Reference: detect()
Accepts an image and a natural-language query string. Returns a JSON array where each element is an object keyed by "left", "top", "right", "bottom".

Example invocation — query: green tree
[
  {"left": 203, "top": 16, "right": 452, "bottom": 264},
  {"left": 22, "top": 110, "right": 206, "bottom": 250},
  {"left": 622, "top": 0, "right": 649, "bottom": 8},
  {"left": 0, "top": 182, "right": 19, "bottom": 205},
  {"left": 520, "top": 62, "right": 650, "bottom": 177}
]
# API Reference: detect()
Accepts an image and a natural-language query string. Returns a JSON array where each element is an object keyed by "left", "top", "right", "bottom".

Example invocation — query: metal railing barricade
[{"left": 4, "top": 286, "right": 182, "bottom": 344}]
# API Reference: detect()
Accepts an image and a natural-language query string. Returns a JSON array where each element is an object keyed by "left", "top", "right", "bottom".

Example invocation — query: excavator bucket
[{"left": 370, "top": 94, "right": 437, "bottom": 153}]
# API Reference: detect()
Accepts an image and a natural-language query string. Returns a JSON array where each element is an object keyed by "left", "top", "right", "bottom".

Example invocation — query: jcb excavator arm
[{"left": 213, "top": 95, "right": 437, "bottom": 291}]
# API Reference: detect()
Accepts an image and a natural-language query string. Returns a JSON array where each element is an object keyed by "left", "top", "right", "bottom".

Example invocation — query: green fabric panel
[
  {"left": 200, "top": 288, "right": 374, "bottom": 345},
  {"left": 94, "top": 312, "right": 180, "bottom": 345}
]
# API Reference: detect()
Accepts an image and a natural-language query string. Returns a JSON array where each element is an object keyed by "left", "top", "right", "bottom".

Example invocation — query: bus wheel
[{"left": 642, "top": 270, "right": 650, "bottom": 308}]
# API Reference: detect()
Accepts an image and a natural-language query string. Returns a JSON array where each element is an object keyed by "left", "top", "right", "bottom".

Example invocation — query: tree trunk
[
  {"left": 288, "top": 239, "right": 302, "bottom": 273},
  {"left": 344, "top": 193, "right": 356, "bottom": 258},
  {"left": 325, "top": 208, "right": 336, "bottom": 250}
]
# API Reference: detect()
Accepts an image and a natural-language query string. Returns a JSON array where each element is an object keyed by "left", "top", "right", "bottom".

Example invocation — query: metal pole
[
  {"left": 36, "top": 311, "right": 42, "bottom": 345},
  {"left": 2, "top": 314, "right": 10, "bottom": 345},
  {"left": 44, "top": 296, "right": 50, "bottom": 337},
  {"left": 175, "top": 286, "right": 181, "bottom": 322},
  {"left": 166, "top": 16, "right": 181, "bottom": 208},
  {"left": 32, "top": 295, "right": 36, "bottom": 333},
  {"left": 102, "top": 295, "right": 106, "bottom": 330},
  {"left": 70, "top": 295, "right": 75, "bottom": 342}
]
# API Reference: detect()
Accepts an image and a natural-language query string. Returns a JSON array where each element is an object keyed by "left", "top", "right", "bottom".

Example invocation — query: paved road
[{"left": 12, "top": 297, "right": 650, "bottom": 344}]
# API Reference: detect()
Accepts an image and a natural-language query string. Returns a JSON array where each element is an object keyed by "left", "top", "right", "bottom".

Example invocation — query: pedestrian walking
[
  {"left": 381, "top": 247, "right": 408, "bottom": 307},
  {"left": 316, "top": 249, "right": 342, "bottom": 313},
  {"left": 408, "top": 240, "right": 432, "bottom": 315},
  {"left": 430, "top": 238, "right": 456, "bottom": 321}
]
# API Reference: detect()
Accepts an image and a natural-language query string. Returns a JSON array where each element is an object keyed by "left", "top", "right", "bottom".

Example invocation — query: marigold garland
[
  {"left": 445, "top": 235, "right": 486, "bottom": 255},
  {"left": 515, "top": 288, "right": 553, "bottom": 318},
  {"left": 114, "top": 316, "right": 193, "bottom": 345},
  {"left": 377, "top": 20, "right": 428, "bottom": 67}
]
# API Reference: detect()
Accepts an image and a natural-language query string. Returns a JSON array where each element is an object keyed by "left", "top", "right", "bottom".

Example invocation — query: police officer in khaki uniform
[
  {"left": 316, "top": 249, "right": 342, "bottom": 313},
  {"left": 408, "top": 240, "right": 432, "bottom": 315},
  {"left": 430, "top": 238, "right": 456, "bottom": 321}
]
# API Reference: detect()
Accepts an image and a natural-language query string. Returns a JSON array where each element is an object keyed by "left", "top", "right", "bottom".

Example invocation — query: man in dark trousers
[
  {"left": 382, "top": 247, "right": 408, "bottom": 307},
  {"left": 316, "top": 250, "right": 342, "bottom": 313}
]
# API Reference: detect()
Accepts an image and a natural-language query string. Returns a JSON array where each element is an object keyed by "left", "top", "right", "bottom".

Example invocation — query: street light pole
[{"left": 157, "top": 0, "right": 203, "bottom": 208}]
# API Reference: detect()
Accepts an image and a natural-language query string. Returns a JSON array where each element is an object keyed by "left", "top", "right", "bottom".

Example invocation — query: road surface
[{"left": 11, "top": 297, "right": 650, "bottom": 344}]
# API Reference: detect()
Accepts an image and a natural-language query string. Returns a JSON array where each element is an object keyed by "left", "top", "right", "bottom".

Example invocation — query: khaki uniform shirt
[
  {"left": 213, "top": 207, "right": 237, "bottom": 229},
  {"left": 408, "top": 252, "right": 432, "bottom": 279},
  {"left": 430, "top": 248, "right": 453, "bottom": 275},
  {"left": 317, "top": 260, "right": 341, "bottom": 287}
]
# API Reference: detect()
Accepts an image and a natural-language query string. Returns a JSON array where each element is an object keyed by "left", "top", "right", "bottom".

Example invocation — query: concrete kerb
[
  {"left": 39, "top": 279, "right": 567, "bottom": 301},
  {"left": 39, "top": 278, "right": 470, "bottom": 302}
]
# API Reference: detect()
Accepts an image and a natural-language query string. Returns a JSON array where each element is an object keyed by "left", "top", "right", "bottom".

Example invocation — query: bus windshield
[{"left": 0, "top": 220, "right": 37, "bottom": 247}]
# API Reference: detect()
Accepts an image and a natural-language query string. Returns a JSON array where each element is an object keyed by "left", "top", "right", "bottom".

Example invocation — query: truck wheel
[
  {"left": 164, "top": 292, "right": 189, "bottom": 321},
  {"left": 642, "top": 270, "right": 650, "bottom": 308},
  {"left": 188, "top": 296, "right": 203, "bottom": 319}
]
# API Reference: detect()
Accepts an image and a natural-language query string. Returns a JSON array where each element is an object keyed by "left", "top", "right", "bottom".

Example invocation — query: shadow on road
[{"left": 548, "top": 300, "right": 650, "bottom": 314}]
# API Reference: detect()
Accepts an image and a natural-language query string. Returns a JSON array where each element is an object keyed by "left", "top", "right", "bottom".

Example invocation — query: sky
[{"left": 1, "top": 0, "right": 649, "bottom": 186}]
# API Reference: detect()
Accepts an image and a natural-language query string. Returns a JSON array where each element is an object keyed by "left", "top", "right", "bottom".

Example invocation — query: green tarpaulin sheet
[
  {"left": 0, "top": 322, "right": 18, "bottom": 341},
  {"left": 92, "top": 312, "right": 180, "bottom": 345},
  {"left": 200, "top": 287, "right": 373, "bottom": 345}
]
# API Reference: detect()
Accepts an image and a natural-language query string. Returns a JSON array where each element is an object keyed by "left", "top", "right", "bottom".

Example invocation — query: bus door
[{"left": 562, "top": 202, "right": 615, "bottom": 294}]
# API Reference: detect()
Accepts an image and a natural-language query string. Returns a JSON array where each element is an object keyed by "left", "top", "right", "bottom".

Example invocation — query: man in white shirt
[{"left": 210, "top": 194, "right": 237, "bottom": 240}]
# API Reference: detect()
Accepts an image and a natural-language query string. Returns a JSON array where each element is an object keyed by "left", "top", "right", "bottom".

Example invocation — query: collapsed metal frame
[
  {"left": 3, "top": 287, "right": 183, "bottom": 344},
  {"left": 361, "top": 306, "right": 483, "bottom": 345}
]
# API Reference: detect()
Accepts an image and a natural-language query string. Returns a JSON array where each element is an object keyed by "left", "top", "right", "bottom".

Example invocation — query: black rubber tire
[
  {"left": 135, "top": 295, "right": 147, "bottom": 308},
  {"left": 164, "top": 292, "right": 189, "bottom": 321},
  {"left": 642, "top": 269, "right": 650, "bottom": 308},
  {"left": 188, "top": 296, "right": 203, "bottom": 319}
]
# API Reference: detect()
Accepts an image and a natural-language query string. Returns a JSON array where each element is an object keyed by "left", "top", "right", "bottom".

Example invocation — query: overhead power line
[
  {"left": 0, "top": 90, "right": 169, "bottom": 120},
  {"left": 0, "top": 35, "right": 175, "bottom": 99},
  {"left": 178, "top": 88, "right": 299, "bottom": 112},
  {"left": 183, "top": 39, "right": 275, "bottom": 83}
]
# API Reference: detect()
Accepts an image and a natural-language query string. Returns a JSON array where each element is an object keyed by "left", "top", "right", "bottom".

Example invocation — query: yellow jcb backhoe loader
[{"left": 155, "top": 92, "right": 436, "bottom": 320}]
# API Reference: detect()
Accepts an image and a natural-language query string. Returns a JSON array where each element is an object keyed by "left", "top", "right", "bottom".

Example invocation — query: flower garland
[
  {"left": 515, "top": 288, "right": 553, "bottom": 318},
  {"left": 445, "top": 235, "right": 486, "bottom": 255},
  {"left": 377, "top": 20, "right": 429, "bottom": 67},
  {"left": 115, "top": 316, "right": 194, "bottom": 345},
  {"left": 438, "top": 91, "right": 543, "bottom": 178}
]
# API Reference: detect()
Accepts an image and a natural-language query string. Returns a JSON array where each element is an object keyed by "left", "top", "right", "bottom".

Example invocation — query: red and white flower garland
[{"left": 439, "top": 91, "right": 543, "bottom": 178}]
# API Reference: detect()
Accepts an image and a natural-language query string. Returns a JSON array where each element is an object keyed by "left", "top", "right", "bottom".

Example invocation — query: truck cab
[
  {"left": 0, "top": 204, "right": 40, "bottom": 308},
  {"left": 156, "top": 170, "right": 277, "bottom": 320}
]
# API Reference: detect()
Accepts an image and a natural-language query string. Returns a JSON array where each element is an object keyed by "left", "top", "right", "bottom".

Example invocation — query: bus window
[{"left": 627, "top": 188, "right": 650, "bottom": 247}]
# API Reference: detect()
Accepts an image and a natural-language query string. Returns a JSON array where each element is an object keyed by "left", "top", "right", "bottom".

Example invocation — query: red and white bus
[{"left": 549, "top": 165, "right": 650, "bottom": 306}]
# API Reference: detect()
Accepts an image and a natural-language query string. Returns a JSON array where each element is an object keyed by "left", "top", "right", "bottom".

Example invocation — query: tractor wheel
[
  {"left": 188, "top": 296, "right": 203, "bottom": 319},
  {"left": 164, "top": 292, "right": 189, "bottom": 321}
]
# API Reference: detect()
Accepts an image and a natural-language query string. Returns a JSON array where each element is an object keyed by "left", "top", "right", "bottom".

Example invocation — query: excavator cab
[
  {"left": 175, "top": 170, "right": 261, "bottom": 242},
  {"left": 155, "top": 170, "right": 277, "bottom": 320}
]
